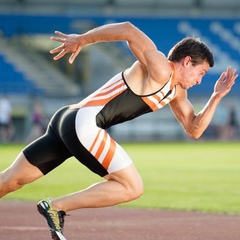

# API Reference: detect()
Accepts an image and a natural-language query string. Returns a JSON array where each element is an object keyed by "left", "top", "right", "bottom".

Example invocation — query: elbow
[
  {"left": 183, "top": 119, "right": 205, "bottom": 139},
  {"left": 121, "top": 21, "right": 135, "bottom": 31},
  {"left": 188, "top": 132, "right": 201, "bottom": 140},
  {"left": 185, "top": 128, "right": 202, "bottom": 140},
  {"left": 123, "top": 21, "right": 135, "bottom": 28},
  {"left": 122, "top": 21, "right": 139, "bottom": 37}
]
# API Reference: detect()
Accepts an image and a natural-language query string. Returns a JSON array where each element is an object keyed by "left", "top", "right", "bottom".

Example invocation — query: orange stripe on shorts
[{"left": 102, "top": 137, "right": 116, "bottom": 170}]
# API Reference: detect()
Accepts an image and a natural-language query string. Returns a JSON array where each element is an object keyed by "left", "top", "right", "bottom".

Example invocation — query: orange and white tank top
[{"left": 76, "top": 67, "right": 176, "bottom": 129}]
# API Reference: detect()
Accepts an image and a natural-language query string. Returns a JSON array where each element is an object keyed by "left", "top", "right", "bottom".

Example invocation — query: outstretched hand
[
  {"left": 214, "top": 66, "right": 238, "bottom": 98},
  {"left": 50, "top": 31, "right": 82, "bottom": 64}
]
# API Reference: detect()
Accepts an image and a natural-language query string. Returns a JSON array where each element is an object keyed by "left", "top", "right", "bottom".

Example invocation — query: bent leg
[
  {"left": 50, "top": 163, "right": 143, "bottom": 212},
  {"left": 0, "top": 152, "right": 44, "bottom": 198}
]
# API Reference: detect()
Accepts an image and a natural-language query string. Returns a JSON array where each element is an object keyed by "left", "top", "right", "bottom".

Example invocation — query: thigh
[
  {"left": 23, "top": 127, "right": 72, "bottom": 175},
  {"left": 2, "top": 152, "right": 43, "bottom": 185},
  {"left": 52, "top": 106, "right": 108, "bottom": 177},
  {"left": 73, "top": 107, "right": 133, "bottom": 176}
]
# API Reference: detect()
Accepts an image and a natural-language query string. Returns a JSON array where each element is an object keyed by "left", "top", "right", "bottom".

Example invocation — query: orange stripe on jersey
[
  {"left": 81, "top": 79, "right": 127, "bottom": 108},
  {"left": 142, "top": 90, "right": 165, "bottom": 111},
  {"left": 141, "top": 75, "right": 176, "bottom": 111},
  {"left": 144, "top": 89, "right": 175, "bottom": 111},
  {"left": 153, "top": 101, "right": 165, "bottom": 111},
  {"left": 150, "top": 92, "right": 163, "bottom": 103},
  {"left": 141, "top": 97, "right": 157, "bottom": 111},
  {"left": 163, "top": 96, "right": 172, "bottom": 104},
  {"left": 83, "top": 99, "right": 112, "bottom": 107},
  {"left": 95, "top": 80, "right": 125, "bottom": 97},
  {"left": 84, "top": 84, "right": 126, "bottom": 107},
  {"left": 141, "top": 61, "right": 176, "bottom": 111}
]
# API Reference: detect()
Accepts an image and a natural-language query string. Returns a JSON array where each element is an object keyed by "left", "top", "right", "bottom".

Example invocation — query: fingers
[
  {"left": 50, "top": 45, "right": 80, "bottom": 64},
  {"left": 50, "top": 31, "right": 67, "bottom": 43},
  {"left": 54, "top": 31, "right": 67, "bottom": 37},
  {"left": 50, "top": 31, "right": 67, "bottom": 54},
  {"left": 52, "top": 31, "right": 66, "bottom": 39},
  {"left": 49, "top": 44, "right": 65, "bottom": 54},
  {"left": 50, "top": 36, "right": 66, "bottom": 43},
  {"left": 219, "top": 71, "right": 227, "bottom": 81},
  {"left": 53, "top": 49, "right": 68, "bottom": 61},
  {"left": 49, "top": 31, "right": 67, "bottom": 55},
  {"left": 230, "top": 68, "right": 238, "bottom": 80},
  {"left": 49, "top": 31, "right": 66, "bottom": 54},
  {"left": 223, "top": 66, "right": 238, "bottom": 82},
  {"left": 49, "top": 31, "right": 79, "bottom": 63},
  {"left": 69, "top": 47, "right": 81, "bottom": 64},
  {"left": 227, "top": 67, "right": 238, "bottom": 82},
  {"left": 56, "top": 51, "right": 69, "bottom": 60},
  {"left": 69, "top": 53, "right": 76, "bottom": 64}
]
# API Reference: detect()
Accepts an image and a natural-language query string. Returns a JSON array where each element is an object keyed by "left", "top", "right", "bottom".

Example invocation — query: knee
[
  {"left": 0, "top": 173, "right": 24, "bottom": 194},
  {"left": 106, "top": 166, "right": 144, "bottom": 203},
  {"left": 126, "top": 178, "right": 144, "bottom": 201},
  {"left": 7, "top": 180, "right": 24, "bottom": 192}
]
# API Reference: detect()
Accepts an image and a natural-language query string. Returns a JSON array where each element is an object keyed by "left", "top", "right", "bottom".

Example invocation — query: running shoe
[{"left": 37, "top": 197, "right": 67, "bottom": 240}]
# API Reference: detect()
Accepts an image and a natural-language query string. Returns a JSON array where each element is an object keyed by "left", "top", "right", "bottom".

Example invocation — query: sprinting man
[{"left": 0, "top": 21, "right": 237, "bottom": 240}]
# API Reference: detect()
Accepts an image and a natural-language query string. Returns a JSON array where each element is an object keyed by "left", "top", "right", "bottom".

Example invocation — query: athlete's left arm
[{"left": 169, "top": 66, "right": 238, "bottom": 139}]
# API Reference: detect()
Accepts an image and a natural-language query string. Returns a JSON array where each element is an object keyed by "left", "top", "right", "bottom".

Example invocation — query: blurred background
[{"left": 0, "top": 0, "right": 239, "bottom": 143}]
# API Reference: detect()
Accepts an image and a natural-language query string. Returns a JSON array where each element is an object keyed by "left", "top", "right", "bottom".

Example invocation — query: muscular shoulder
[
  {"left": 126, "top": 52, "right": 172, "bottom": 82},
  {"left": 124, "top": 56, "right": 174, "bottom": 95},
  {"left": 145, "top": 50, "right": 172, "bottom": 83},
  {"left": 124, "top": 61, "right": 147, "bottom": 79}
]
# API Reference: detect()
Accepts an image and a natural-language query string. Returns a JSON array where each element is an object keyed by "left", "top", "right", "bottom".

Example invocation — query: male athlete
[{"left": 0, "top": 22, "right": 237, "bottom": 240}]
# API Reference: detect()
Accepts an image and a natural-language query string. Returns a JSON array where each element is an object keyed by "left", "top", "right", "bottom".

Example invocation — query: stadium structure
[{"left": 0, "top": 0, "right": 239, "bottom": 141}]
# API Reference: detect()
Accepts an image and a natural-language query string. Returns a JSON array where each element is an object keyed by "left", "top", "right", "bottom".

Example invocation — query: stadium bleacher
[
  {"left": 0, "top": 1, "right": 239, "bottom": 141},
  {"left": 1, "top": 15, "right": 239, "bottom": 96},
  {"left": 0, "top": 54, "right": 41, "bottom": 95}
]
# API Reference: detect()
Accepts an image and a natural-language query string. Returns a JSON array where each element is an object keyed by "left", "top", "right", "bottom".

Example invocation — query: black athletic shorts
[{"left": 23, "top": 106, "right": 108, "bottom": 177}]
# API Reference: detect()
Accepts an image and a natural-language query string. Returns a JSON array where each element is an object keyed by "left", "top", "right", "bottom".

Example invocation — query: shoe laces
[
  {"left": 48, "top": 209, "right": 65, "bottom": 231},
  {"left": 58, "top": 211, "right": 66, "bottom": 230}
]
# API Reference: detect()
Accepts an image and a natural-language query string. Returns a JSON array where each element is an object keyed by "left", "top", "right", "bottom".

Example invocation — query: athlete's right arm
[{"left": 50, "top": 22, "right": 157, "bottom": 65}]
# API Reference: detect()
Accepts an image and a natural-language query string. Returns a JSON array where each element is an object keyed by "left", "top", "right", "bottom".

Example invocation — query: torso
[{"left": 69, "top": 61, "right": 177, "bottom": 129}]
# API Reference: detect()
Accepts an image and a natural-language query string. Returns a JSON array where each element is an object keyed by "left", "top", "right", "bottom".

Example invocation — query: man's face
[{"left": 180, "top": 61, "right": 210, "bottom": 89}]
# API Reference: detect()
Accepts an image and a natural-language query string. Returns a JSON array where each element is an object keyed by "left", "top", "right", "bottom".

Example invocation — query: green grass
[{"left": 1, "top": 142, "right": 240, "bottom": 214}]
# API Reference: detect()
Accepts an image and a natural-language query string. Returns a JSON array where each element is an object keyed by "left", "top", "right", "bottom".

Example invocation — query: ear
[{"left": 183, "top": 56, "right": 191, "bottom": 66}]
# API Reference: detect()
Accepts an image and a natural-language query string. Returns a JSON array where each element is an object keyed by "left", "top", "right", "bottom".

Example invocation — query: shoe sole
[
  {"left": 51, "top": 230, "right": 67, "bottom": 240},
  {"left": 37, "top": 204, "right": 67, "bottom": 240}
]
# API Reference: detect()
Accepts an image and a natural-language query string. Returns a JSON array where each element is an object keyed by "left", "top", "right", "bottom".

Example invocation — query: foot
[{"left": 37, "top": 197, "right": 67, "bottom": 240}]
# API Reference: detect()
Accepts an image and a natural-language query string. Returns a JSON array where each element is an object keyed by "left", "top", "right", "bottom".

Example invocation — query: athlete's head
[{"left": 167, "top": 37, "right": 214, "bottom": 67}]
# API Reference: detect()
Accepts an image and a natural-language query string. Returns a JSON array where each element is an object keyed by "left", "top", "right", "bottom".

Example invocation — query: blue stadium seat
[
  {"left": 0, "top": 15, "right": 239, "bottom": 96},
  {"left": 0, "top": 54, "right": 43, "bottom": 95}
]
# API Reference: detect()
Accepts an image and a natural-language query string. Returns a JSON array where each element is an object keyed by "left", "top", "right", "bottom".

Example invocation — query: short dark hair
[{"left": 167, "top": 37, "right": 214, "bottom": 67}]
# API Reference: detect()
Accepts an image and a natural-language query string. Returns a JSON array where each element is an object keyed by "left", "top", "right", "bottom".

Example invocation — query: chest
[{"left": 126, "top": 76, "right": 167, "bottom": 96}]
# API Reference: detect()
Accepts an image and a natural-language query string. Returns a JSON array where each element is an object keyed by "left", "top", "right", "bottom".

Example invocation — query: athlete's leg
[
  {"left": 47, "top": 163, "right": 143, "bottom": 212},
  {"left": 46, "top": 107, "right": 143, "bottom": 212},
  {"left": 0, "top": 120, "right": 72, "bottom": 198},
  {"left": 0, "top": 152, "right": 43, "bottom": 198}
]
